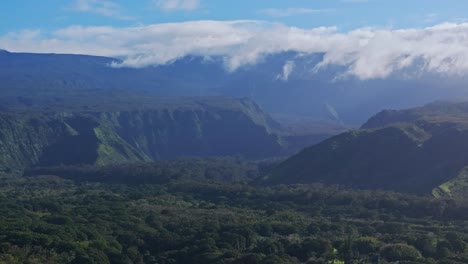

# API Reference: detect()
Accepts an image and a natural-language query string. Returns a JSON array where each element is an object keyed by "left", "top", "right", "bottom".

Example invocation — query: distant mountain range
[
  {"left": 3, "top": 50, "right": 468, "bottom": 125},
  {"left": 263, "top": 101, "right": 468, "bottom": 198}
]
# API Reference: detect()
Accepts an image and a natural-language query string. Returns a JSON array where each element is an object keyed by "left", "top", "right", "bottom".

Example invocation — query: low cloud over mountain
[{"left": 2, "top": 21, "right": 468, "bottom": 80}]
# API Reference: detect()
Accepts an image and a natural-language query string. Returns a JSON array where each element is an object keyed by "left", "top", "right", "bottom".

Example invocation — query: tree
[{"left": 380, "top": 243, "right": 422, "bottom": 262}]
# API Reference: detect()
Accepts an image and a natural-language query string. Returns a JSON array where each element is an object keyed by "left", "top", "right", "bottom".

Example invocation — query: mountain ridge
[
  {"left": 263, "top": 101, "right": 468, "bottom": 198},
  {"left": 3, "top": 50, "right": 468, "bottom": 125},
  {"left": 0, "top": 97, "right": 289, "bottom": 173}
]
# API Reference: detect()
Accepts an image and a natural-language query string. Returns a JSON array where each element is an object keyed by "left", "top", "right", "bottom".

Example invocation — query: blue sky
[
  {"left": 1, "top": 0, "right": 468, "bottom": 80},
  {"left": 1, "top": 0, "right": 467, "bottom": 34}
]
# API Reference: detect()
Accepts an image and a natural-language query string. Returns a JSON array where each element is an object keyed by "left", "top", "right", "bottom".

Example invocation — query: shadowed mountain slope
[{"left": 263, "top": 101, "right": 468, "bottom": 198}]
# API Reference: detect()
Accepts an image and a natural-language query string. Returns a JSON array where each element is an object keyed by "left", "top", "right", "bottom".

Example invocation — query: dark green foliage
[
  {"left": 264, "top": 101, "right": 468, "bottom": 197},
  {"left": 0, "top": 98, "right": 289, "bottom": 173},
  {"left": 1, "top": 168, "right": 468, "bottom": 263},
  {"left": 25, "top": 157, "right": 279, "bottom": 184},
  {"left": 380, "top": 243, "right": 422, "bottom": 262}
]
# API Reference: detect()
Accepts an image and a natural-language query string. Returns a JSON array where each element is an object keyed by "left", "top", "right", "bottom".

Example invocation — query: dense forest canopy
[{"left": 0, "top": 160, "right": 468, "bottom": 263}]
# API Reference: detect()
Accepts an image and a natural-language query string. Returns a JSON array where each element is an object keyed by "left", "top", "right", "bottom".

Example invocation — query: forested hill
[
  {"left": 0, "top": 97, "right": 290, "bottom": 173},
  {"left": 263, "top": 101, "right": 468, "bottom": 198}
]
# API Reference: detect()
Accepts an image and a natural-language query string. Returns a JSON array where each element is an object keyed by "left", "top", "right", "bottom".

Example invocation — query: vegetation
[
  {"left": 0, "top": 97, "right": 289, "bottom": 173},
  {"left": 24, "top": 157, "right": 280, "bottom": 184},
  {"left": 1, "top": 159, "right": 468, "bottom": 263},
  {"left": 265, "top": 101, "right": 468, "bottom": 198}
]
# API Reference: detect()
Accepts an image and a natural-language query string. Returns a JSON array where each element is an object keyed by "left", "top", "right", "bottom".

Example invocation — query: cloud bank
[{"left": 2, "top": 20, "right": 468, "bottom": 80}]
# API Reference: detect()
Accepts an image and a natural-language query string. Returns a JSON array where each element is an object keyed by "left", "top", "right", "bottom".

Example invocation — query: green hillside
[
  {"left": 0, "top": 97, "right": 285, "bottom": 173},
  {"left": 263, "top": 101, "right": 468, "bottom": 198}
]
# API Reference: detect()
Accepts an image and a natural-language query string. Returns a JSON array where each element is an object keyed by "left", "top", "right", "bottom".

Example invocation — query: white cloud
[
  {"left": 277, "top": 61, "right": 295, "bottom": 81},
  {"left": 153, "top": 0, "right": 200, "bottom": 11},
  {"left": 3, "top": 21, "right": 468, "bottom": 80},
  {"left": 71, "top": 0, "right": 134, "bottom": 20},
  {"left": 258, "top": 8, "right": 334, "bottom": 18}
]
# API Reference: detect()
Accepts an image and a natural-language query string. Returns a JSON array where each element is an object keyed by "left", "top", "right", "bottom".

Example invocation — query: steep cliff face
[
  {"left": 0, "top": 98, "right": 284, "bottom": 173},
  {"left": 37, "top": 114, "right": 147, "bottom": 167},
  {"left": 0, "top": 113, "right": 69, "bottom": 173},
  {"left": 103, "top": 109, "right": 282, "bottom": 160}
]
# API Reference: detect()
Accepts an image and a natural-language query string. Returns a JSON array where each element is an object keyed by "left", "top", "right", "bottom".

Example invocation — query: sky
[
  {"left": 1, "top": 0, "right": 467, "bottom": 33},
  {"left": 1, "top": 0, "right": 468, "bottom": 79}
]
